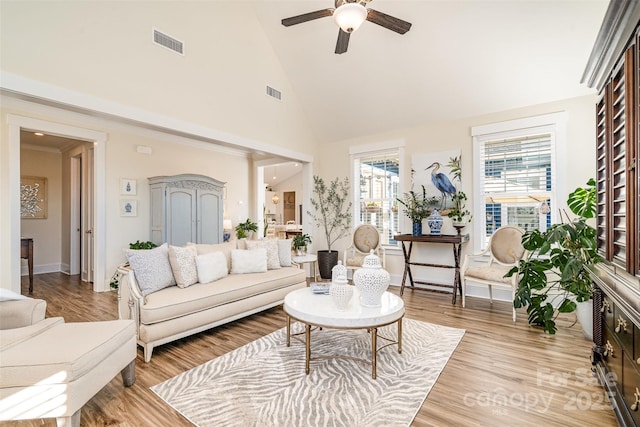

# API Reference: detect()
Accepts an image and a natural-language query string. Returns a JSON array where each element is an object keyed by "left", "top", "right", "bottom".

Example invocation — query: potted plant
[
  {"left": 235, "top": 218, "right": 258, "bottom": 239},
  {"left": 506, "top": 179, "right": 601, "bottom": 335},
  {"left": 364, "top": 201, "right": 381, "bottom": 213},
  {"left": 447, "top": 191, "right": 472, "bottom": 226},
  {"left": 292, "top": 233, "right": 312, "bottom": 256},
  {"left": 396, "top": 185, "right": 439, "bottom": 235},
  {"left": 308, "top": 175, "right": 352, "bottom": 279}
]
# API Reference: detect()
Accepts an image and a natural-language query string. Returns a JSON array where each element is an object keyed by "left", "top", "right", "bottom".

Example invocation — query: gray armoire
[{"left": 148, "top": 174, "right": 225, "bottom": 246}]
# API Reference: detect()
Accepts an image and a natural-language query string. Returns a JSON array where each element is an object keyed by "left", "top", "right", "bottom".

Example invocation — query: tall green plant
[
  {"left": 308, "top": 176, "right": 352, "bottom": 252},
  {"left": 506, "top": 179, "right": 602, "bottom": 334}
]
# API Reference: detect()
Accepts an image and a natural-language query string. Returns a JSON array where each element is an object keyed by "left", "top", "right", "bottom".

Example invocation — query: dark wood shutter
[{"left": 596, "top": 32, "right": 639, "bottom": 277}]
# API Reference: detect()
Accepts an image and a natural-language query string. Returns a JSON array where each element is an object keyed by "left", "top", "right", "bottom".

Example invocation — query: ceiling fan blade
[
  {"left": 282, "top": 8, "right": 334, "bottom": 27},
  {"left": 335, "top": 29, "right": 351, "bottom": 54},
  {"left": 366, "top": 9, "right": 412, "bottom": 34}
]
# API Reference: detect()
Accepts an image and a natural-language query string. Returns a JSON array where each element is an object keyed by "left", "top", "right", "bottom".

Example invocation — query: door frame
[{"left": 8, "top": 114, "right": 108, "bottom": 292}]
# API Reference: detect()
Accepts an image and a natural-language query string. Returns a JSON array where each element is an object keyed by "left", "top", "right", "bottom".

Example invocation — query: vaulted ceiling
[{"left": 250, "top": 0, "right": 609, "bottom": 143}]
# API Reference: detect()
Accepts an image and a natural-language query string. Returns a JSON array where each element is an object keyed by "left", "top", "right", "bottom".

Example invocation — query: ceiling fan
[{"left": 281, "top": 0, "right": 412, "bottom": 54}]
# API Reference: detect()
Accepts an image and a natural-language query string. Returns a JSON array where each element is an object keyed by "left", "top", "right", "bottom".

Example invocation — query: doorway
[{"left": 7, "top": 114, "right": 107, "bottom": 294}]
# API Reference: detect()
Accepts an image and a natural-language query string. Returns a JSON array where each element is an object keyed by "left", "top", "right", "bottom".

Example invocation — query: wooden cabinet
[
  {"left": 149, "top": 174, "right": 225, "bottom": 246},
  {"left": 584, "top": 2, "right": 640, "bottom": 425}
]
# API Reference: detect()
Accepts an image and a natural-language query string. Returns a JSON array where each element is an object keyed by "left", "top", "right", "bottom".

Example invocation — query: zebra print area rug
[{"left": 151, "top": 318, "right": 464, "bottom": 427}]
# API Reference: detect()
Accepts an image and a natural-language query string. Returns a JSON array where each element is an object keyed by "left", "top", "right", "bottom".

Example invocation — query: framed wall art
[
  {"left": 120, "top": 178, "right": 137, "bottom": 196},
  {"left": 20, "top": 176, "right": 48, "bottom": 219},
  {"left": 120, "top": 199, "right": 138, "bottom": 217}
]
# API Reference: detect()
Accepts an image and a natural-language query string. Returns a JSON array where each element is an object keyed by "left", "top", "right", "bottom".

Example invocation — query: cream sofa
[
  {"left": 0, "top": 296, "right": 136, "bottom": 427},
  {"left": 119, "top": 239, "right": 307, "bottom": 362}
]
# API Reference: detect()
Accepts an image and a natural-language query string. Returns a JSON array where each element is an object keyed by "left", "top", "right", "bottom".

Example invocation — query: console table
[
  {"left": 20, "top": 238, "right": 34, "bottom": 294},
  {"left": 394, "top": 233, "right": 469, "bottom": 304}
]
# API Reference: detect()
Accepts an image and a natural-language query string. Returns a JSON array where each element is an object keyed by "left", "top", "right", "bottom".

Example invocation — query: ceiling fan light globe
[{"left": 333, "top": 3, "right": 367, "bottom": 33}]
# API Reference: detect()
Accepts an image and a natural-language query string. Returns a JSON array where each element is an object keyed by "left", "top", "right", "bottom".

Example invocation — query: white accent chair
[
  {"left": 343, "top": 224, "right": 385, "bottom": 276},
  {"left": 460, "top": 225, "right": 525, "bottom": 321},
  {"left": 0, "top": 294, "right": 136, "bottom": 427}
]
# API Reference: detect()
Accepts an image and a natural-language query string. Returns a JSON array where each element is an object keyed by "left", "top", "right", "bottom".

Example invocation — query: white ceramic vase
[
  {"left": 353, "top": 250, "right": 390, "bottom": 308},
  {"left": 330, "top": 261, "right": 353, "bottom": 310}
]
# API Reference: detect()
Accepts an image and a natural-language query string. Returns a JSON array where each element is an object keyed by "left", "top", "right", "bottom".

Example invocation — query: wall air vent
[
  {"left": 153, "top": 29, "right": 184, "bottom": 55},
  {"left": 266, "top": 86, "right": 282, "bottom": 101}
]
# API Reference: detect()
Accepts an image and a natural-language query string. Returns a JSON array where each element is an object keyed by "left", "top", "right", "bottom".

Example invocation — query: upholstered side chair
[
  {"left": 343, "top": 224, "right": 385, "bottom": 276},
  {"left": 460, "top": 225, "right": 525, "bottom": 321}
]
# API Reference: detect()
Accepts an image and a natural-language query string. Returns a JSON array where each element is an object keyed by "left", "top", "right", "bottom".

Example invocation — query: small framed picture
[
  {"left": 120, "top": 199, "right": 138, "bottom": 217},
  {"left": 120, "top": 178, "right": 137, "bottom": 195}
]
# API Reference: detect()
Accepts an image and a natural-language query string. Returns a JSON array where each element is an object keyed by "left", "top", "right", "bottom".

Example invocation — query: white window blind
[{"left": 472, "top": 115, "right": 558, "bottom": 254}]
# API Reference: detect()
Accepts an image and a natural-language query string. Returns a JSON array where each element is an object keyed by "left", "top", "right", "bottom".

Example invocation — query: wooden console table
[
  {"left": 21, "top": 238, "right": 34, "bottom": 294},
  {"left": 394, "top": 233, "right": 469, "bottom": 304}
]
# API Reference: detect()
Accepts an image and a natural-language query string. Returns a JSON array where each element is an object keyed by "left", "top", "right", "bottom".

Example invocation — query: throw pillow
[
  {"left": 188, "top": 241, "right": 235, "bottom": 272},
  {"left": 0, "top": 289, "right": 29, "bottom": 301},
  {"left": 245, "top": 239, "right": 281, "bottom": 270},
  {"left": 231, "top": 248, "right": 267, "bottom": 274},
  {"left": 196, "top": 251, "right": 228, "bottom": 283},
  {"left": 278, "top": 239, "right": 293, "bottom": 267},
  {"left": 168, "top": 245, "right": 198, "bottom": 288},
  {"left": 127, "top": 243, "right": 176, "bottom": 296}
]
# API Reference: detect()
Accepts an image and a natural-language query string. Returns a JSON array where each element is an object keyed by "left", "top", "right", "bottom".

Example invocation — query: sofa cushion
[
  {"left": 277, "top": 239, "right": 293, "bottom": 267},
  {"left": 0, "top": 319, "right": 135, "bottom": 387},
  {"left": 245, "top": 239, "right": 281, "bottom": 270},
  {"left": 196, "top": 251, "right": 228, "bottom": 283},
  {"left": 127, "top": 243, "right": 176, "bottom": 296},
  {"left": 139, "top": 267, "right": 306, "bottom": 325},
  {"left": 465, "top": 265, "right": 513, "bottom": 284},
  {"left": 169, "top": 245, "right": 198, "bottom": 288},
  {"left": 231, "top": 249, "right": 267, "bottom": 274},
  {"left": 0, "top": 317, "right": 64, "bottom": 351}
]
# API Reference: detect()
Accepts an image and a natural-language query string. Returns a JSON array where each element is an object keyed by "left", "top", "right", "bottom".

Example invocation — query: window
[
  {"left": 350, "top": 142, "right": 405, "bottom": 246},
  {"left": 472, "top": 113, "right": 566, "bottom": 251}
]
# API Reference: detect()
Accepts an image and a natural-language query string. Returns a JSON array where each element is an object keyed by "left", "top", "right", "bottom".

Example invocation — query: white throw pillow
[
  {"left": 127, "top": 243, "right": 176, "bottom": 296},
  {"left": 196, "top": 251, "right": 229, "bottom": 283},
  {"left": 231, "top": 249, "right": 267, "bottom": 274},
  {"left": 0, "top": 289, "right": 29, "bottom": 301},
  {"left": 245, "top": 239, "right": 281, "bottom": 270},
  {"left": 169, "top": 245, "right": 198, "bottom": 288},
  {"left": 278, "top": 239, "right": 293, "bottom": 267},
  {"left": 188, "top": 241, "right": 235, "bottom": 272}
]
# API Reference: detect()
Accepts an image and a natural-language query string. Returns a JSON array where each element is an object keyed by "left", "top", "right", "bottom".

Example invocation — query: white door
[
  {"left": 81, "top": 146, "right": 94, "bottom": 282},
  {"left": 70, "top": 155, "right": 81, "bottom": 275}
]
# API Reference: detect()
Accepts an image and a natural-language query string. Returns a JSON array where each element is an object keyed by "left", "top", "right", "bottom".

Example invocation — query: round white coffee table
[{"left": 283, "top": 287, "right": 404, "bottom": 379}]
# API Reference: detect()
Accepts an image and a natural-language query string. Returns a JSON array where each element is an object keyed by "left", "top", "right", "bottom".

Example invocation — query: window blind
[{"left": 479, "top": 132, "right": 554, "bottom": 243}]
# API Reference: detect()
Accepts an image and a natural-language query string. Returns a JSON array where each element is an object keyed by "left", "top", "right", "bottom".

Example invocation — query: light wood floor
[{"left": 5, "top": 273, "right": 617, "bottom": 427}]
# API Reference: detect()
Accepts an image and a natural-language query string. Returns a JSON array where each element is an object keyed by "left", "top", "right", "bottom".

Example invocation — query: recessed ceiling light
[{"left": 34, "top": 132, "right": 44, "bottom": 136}]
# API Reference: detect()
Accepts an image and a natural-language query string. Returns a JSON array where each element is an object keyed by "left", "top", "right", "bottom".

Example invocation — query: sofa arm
[
  {"left": 119, "top": 270, "right": 143, "bottom": 337},
  {"left": 0, "top": 299, "right": 47, "bottom": 330}
]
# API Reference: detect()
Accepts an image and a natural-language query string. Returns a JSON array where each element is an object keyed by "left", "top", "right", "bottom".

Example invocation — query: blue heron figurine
[{"left": 426, "top": 162, "right": 456, "bottom": 209}]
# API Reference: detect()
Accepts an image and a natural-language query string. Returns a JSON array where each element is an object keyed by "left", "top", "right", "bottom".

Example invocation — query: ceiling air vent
[
  {"left": 153, "top": 29, "right": 184, "bottom": 55},
  {"left": 266, "top": 86, "right": 282, "bottom": 101}
]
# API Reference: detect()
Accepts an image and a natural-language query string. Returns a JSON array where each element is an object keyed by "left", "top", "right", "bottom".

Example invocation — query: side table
[
  {"left": 394, "top": 233, "right": 469, "bottom": 304},
  {"left": 292, "top": 254, "right": 318, "bottom": 282}
]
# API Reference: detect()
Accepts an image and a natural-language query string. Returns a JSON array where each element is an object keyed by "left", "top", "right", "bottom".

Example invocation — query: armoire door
[{"left": 167, "top": 187, "right": 197, "bottom": 246}]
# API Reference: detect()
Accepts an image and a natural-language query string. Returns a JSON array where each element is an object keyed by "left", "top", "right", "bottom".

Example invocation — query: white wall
[
  {"left": 315, "top": 95, "right": 598, "bottom": 300},
  {"left": 20, "top": 148, "right": 63, "bottom": 274}
]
